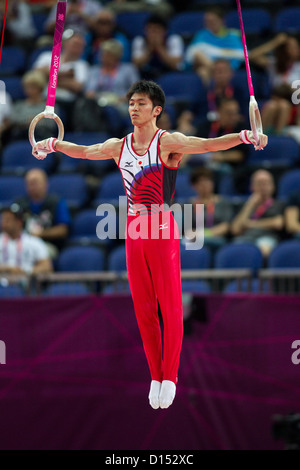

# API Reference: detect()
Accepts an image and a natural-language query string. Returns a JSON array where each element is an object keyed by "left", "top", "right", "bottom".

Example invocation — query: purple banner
[{"left": 0, "top": 294, "right": 300, "bottom": 450}]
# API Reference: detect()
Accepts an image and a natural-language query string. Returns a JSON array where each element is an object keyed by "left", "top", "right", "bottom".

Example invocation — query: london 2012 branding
[{"left": 51, "top": 55, "right": 59, "bottom": 89}]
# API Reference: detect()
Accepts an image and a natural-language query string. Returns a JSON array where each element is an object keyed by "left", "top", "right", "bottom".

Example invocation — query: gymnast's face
[{"left": 128, "top": 93, "right": 162, "bottom": 126}]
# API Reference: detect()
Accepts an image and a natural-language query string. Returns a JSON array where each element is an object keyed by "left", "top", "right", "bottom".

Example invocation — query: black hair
[
  {"left": 126, "top": 80, "right": 165, "bottom": 122},
  {"left": 1, "top": 203, "right": 24, "bottom": 222},
  {"left": 145, "top": 14, "right": 168, "bottom": 29},
  {"left": 205, "top": 6, "right": 225, "bottom": 19},
  {"left": 190, "top": 167, "right": 214, "bottom": 185}
]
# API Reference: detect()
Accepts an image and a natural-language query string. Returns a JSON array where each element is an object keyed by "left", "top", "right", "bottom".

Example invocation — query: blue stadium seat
[
  {"left": 107, "top": 245, "right": 127, "bottom": 272},
  {"left": 0, "top": 47, "right": 26, "bottom": 75},
  {"left": 156, "top": 72, "right": 206, "bottom": 113},
  {"left": 43, "top": 282, "right": 90, "bottom": 296},
  {"left": 1, "top": 76, "right": 25, "bottom": 100},
  {"left": 103, "top": 105, "right": 126, "bottom": 135},
  {"left": 180, "top": 245, "right": 211, "bottom": 269},
  {"left": 27, "top": 47, "right": 52, "bottom": 69},
  {"left": 116, "top": 11, "right": 150, "bottom": 39},
  {"left": 0, "top": 284, "right": 25, "bottom": 297},
  {"left": 1, "top": 140, "right": 54, "bottom": 174},
  {"left": 231, "top": 69, "right": 271, "bottom": 102},
  {"left": 181, "top": 280, "right": 211, "bottom": 293},
  {"left": 31, "top": 11, "right": 48, "bottom": 37},
  {"left": 48, "top": 174, "right": 88, "bottom": 210},
  {"left": 57, "top": 246, "right": 105, "bottom": 272},
  {"left": 69, "top": 207, "right": 119, "bottom": 247},
  {"left": 223, "top": 278, "right": 269, "bottom": 294},
  {"left": 63, "top": 131, "right": 110, "bottom": 145},
  {"left": 0, "top": 176, "right": 26, "bottom": 209},
  {"left": 69, "top": 209, "right": 99, "bottom": 245},
  {"left": 94, "top": 171, "right": 126, "bottom": 206},
  {"left": 218, "top": 174, "right": 236, "bottom": 197},
  {"left": 215, "top": 242, "right": 264, "bottom": 272},
  {"left": 168, "top": 12, "right": 204, "bottom": 39},
  {"left": 274, "top": 7, "right": 300, "bottom": 34},
  {"left": 174, "top": 172, "right": 197, "bottom": 203},
  {"left": 225, "top": 9, "right": 271, "bottom": 34},
  {"left": 246, "top": 136, "right": 300, "bottom": 169},
  {"left": 278, "top": 170, "right": 300, "bottom": 201},
  {"left": 101, "top": 280, "right": 130, "bottom": 294},
  {"left": 163, "top": 104, "right": 178, "bottom": 129},
  {"left": 268, "top": 240, "right": 300, "bottom": 268}
]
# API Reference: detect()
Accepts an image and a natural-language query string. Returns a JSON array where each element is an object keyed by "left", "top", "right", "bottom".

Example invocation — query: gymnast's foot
[
  {"left": 159, "top": 380, "right": 176, "bottom": 409},
  {"left": 148, "top": 380, "right": 161, "bottom": 409}
]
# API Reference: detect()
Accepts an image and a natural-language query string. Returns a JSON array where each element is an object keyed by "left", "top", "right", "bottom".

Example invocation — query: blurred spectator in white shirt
[
  {"left": 85, "top": 38, "right": 139, "bottom": 114},
  {"left": 0, "top": 204, "right": 52, "bottom": 275}
]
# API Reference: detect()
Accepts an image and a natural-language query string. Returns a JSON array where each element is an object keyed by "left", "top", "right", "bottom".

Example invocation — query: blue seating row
[
  {"left": 1, "top": 239, "right": 300, "bottom": 296},
  {"left": 1, "top": 163, "right": 300, "bottom": 212}
]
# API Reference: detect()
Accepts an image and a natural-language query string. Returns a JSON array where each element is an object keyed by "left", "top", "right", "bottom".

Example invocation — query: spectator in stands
[
  {"left": 45, "top": 0, "right": 103, "bottom": 35},
  {"left": 231, "top": 169, "right": 285, "bottom": 258},
  {"left": 195, "top": 98, "right": 249, "bottom": 193},
  {"left": 0, "top": 0, "right": 37, "bottom": 46},
  {"left": 206, "top": 58, "right": 247, "bottom": 122},
  {"left": 250, "top": 33, "right": 300, "bottom": 88},
  {"left": 85, "top": 38, "right": 140, "bottom": 115},
  {"left": 15, "top": 169, "right": 71, "bottom": 258},
  {"left": 32, "top": 28, "right": 90, "bottom": 130},
  {"left": 84, "top": 8, "right": 131, "bottom": 64},
  {"left": 154, "top": 107, "right": 196, "bottom": 137},
  {"left": 250, "top": 33, "right": 300, "bottom": 135},
  {"left": 131, "top": 13, "right": 184, "bottom": 80},
  {"left": 0, "top": 203, "right": 52, "bottom": 275},
  {"left": 182, "top": 167, "right": 233, "bottom": 252},
  {"left": 185, "top": 6, "right": 244, "bottom": 85},
  {"left": 7, "top": 70, "right": 59, "bottom": 143},
  {"left": 284, "top": 190, "right": 300, "bottom": 240}
]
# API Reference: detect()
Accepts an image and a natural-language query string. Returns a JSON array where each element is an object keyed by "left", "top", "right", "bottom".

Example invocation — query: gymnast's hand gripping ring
[{"left": 29, "top": 106, "right": 64, "bottom": 159}]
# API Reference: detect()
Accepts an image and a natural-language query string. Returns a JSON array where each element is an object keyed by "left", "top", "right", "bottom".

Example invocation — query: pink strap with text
[{"left": 46, "top": 1, "right": 67, "bottom": 108}]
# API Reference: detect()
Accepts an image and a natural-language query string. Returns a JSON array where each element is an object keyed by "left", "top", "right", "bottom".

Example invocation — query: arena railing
[
  {"left": 258, "top": 269, "right": 300, "bottom": 295},
  {"left": 2, "top": 269, "right": 300, "bottom": 295}
]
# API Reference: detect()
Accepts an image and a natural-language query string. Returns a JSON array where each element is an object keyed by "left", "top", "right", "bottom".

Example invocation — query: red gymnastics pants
[{"left": 125, "top": 210, "right": 183, "bottom": 385}]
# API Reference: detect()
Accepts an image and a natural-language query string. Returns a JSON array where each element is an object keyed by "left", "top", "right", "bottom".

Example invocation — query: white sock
[
  {"left": 148, "top": 380, "right": 161, "bottom": 409},
  {"left": 159, "top": 380, "right": 176, "bottom": 409}
]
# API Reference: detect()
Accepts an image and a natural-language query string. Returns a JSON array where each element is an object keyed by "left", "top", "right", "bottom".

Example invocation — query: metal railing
[
  {"left": 258, "top": 269, "right": 300, "bottom": 295},
  {"left": 1, "top": 269, "right": 300, "bottom": 296}
]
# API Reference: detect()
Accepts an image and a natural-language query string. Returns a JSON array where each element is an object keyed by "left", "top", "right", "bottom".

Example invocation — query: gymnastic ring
[
  {"left": 29, "top": 106, "right": 64, "bottom": 159},
  {"left": 249, "top": 96, "right": 263, "bottom": 147}
]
